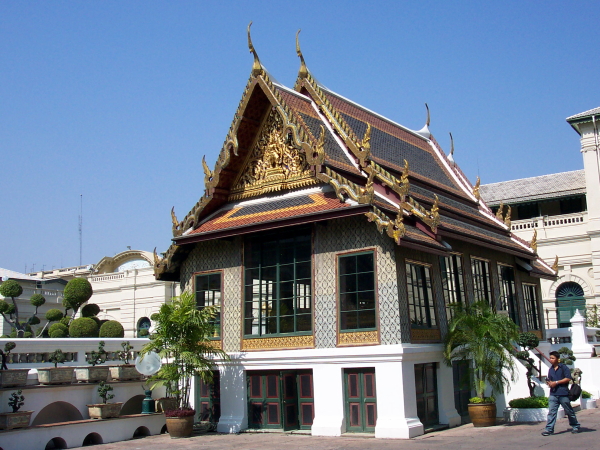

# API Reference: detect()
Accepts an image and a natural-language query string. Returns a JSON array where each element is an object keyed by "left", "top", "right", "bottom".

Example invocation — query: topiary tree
[
  {"left": 69, "top": 317, "right": 99, "bottom": 338},
  {"left": 62, "top": 278, "right": 93, "bottom": 320},
  {"left": 81, "top": 303, "right": 100, "bottom": 318},
  {"left": 99, "top": 320, "right": 124, "bottom": 338},
  {"left": 0, "top": 280, "right": 46, "bottom": 337},
  {"left": 514, "top": 332, "right": 540, "bottom": 397},
  {"left": 45, "top": 309, "right": 64, "bottom": 323},
  {"left": 48, "top": 323, "right": 69, "bottom": 338}
]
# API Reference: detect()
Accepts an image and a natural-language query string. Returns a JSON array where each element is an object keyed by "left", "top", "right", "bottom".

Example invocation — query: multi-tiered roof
[{"left": 155, "top": 27, "right": 555, "bottom": 282}]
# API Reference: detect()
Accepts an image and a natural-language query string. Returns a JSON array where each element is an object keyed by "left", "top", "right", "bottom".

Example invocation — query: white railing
[
  {"left": 511, "top": 211, "right": 587, "bottom": 231},
  {"left": 90, "top": 273, "right": 125, "bottom": 282},
  {"left": 0, "top": 337, "right": 150, "bottom": 369}
]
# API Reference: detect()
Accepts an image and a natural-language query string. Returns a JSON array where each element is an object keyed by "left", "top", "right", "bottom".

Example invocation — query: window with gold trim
[
  {"left": 406, "top": 262, "right": 437, "bottom": 329},
  {"left": 195, "top": 272, "right": 222, "bottom": 338},
  {"left": 338, "top": 251, "right": 376, "bottom": 331}
]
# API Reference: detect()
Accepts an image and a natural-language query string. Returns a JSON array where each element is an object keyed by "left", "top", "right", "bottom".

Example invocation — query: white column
[
  {"left": 436, "top": 362, "right": 462, "bottom": 427},
  {"left": 374, "top": 361, "right": 424, "bottom": 439},
  {"left": 311, "top": 364, "right": 344, "bottom": 436},
  {"left": 216, "top": 362, "right": 247, "bottom": 433},
  {"left": 570, "top": 310, "right": 594, "bottom": 359}
]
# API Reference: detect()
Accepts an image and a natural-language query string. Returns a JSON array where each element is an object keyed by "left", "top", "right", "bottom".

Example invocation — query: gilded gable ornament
[
  {"left": 496, "top": 202, "right": 504, "bottom": 220},
  {"left": 473, "top": 176, "right": 481, "bottom": 200},
  {"left": 504, "top": 205, "right": 512, "bottom": 227},
  {"left": 229, "top": 111, "right": 317, "bottom": 200},
  {"left": 530, "top": 229, "right": 538, "bottom": 252}
]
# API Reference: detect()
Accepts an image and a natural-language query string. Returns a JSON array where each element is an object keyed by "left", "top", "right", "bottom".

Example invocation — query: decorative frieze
[
  {"left": 241, "top": 335, "right": 314, "bottom": 351},
  {"left": 338, "top": 330, "right": 379, "bottom": 346}
]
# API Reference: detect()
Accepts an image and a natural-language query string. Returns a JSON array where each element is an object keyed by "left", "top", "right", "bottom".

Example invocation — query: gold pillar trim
[
  {"left": 411, "top": 328, "right": 441, "bottom": 342},
  {"left": 337, "top": 330, "right": 379, "bottom": 346},
  {"left": 242, "top": 335, "right": 314, "bottom": 351}
]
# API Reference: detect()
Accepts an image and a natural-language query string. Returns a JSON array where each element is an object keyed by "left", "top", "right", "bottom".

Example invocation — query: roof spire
[
  {"left": 448, "top": 132, "right": 455, "bottom": 165},
  {"left": 296, "top": 29, "right": 308, "bottom": 79},
  {"left": 247, "top": 22, "right": 263, "bottom": 76},
  {"left": 416, "top": 103, "right": 431, "bottom": 138}
]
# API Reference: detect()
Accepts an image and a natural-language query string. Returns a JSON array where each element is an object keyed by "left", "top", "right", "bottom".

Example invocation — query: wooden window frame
[{"left": 406, "top": 260, "right": 438, "bottom": 330}]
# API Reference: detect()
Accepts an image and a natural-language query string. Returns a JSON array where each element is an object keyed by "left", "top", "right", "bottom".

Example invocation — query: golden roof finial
[
  {"left": 361, "top": 123, "right": 371, "bottom": 151},
  {"left": 530, "top": 229, "right": 538, "bottom": 252},
  {"left": 495, "top": 201, "right": 504, "bottom": 220},
  {"left": 296, "top": 29, "right": 308, "bottom": 79},
  {"left": 449, "top": 132, "right": 454, "bottom": 156},
  {"left": 504, "top": 205, "right": 511, "bottom": 227},
  {"left": 552, "top": 255, "right": 559, "bottom": 272},
  {"left": 425, "top": 103, "right": 430, "bottom": 127},
  {"left": 247, "top": 21, "right": 262, "bottom": 76},
  {"left": 473, "top": 176, "right": 481, "bottom": 200}
]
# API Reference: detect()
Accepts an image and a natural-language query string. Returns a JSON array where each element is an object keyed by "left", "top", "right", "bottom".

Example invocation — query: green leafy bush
[
  {"left": 138, "top": 328, "right": 149, "bottom": 337},
  {"left": 59, "top": 317, "right": 71, "bottom": 326},
  {"left": 69, "top": 317, "right": 99, "bottom": 338},
  {"left": 81, "top": 303, "right": 100, "bottom": 317},
  {"left": 508, "top": 396, "right": 549, "bottom": 408},
  {"left": 62, "top": 278, "right": 93, "bottom": 313},
  {"left": 48, "top": 323, "right": 69, "bottom": 338},
  {"left": 150, "top": 313, "right": 159, "bottom": 321},
  {"left": 582, "top": 390, "right": 592, "bottom": 399},
  {"left": 23, "top": 332, "right": 33, "bottom": 338},
  {"left": 99, "top": 320, "right": 124, "bottom": 338},
  {"left": 29, "top": 294, "right": 46, "bottom": 307},
  {"left": 469, "top": 396, "right": 495, "bottom": 404},
  {"left": 0, "top": 280, "right": 23, "bottom": 299},
  {"left": 28, "top": 316, "right": 41, "bottom": 325},
  {"left": 45, "top": 309, "right": 64, "bottom": 322},
  {"left": 0, "top": 300, "right": 10, "bottom": 314}
]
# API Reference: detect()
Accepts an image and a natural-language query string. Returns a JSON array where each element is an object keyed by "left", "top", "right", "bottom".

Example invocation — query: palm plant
[
  {"left": 443, "top": 301, "right": 519, "bottom": 401},
  {"left": 139, "top": 292, "right": 229, "bottom": 412}
]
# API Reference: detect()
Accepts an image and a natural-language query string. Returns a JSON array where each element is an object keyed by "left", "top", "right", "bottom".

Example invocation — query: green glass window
[
  {"left": 244, "top": 227, "right": 312, "bottom": 337},
  {"left": 195, "top": 272, "right": 222, "bottom": 337},
  {"left": 406, "top": 262, "right": 437, "bottom": 329},
  {"left": 439, "top": 254, "right": 465, "bottom": 320},
  {"left": 498, "top": 265, "right": 518, "bottom": 324},
  {"left": 339, "top": 252, "right": 376, "bottom": 331},
  {"left": 523, "top": 284, "right": 541, "bottom": 331},
  {"left": 471, "top": 258, "right": 493, "bottom": 306}
]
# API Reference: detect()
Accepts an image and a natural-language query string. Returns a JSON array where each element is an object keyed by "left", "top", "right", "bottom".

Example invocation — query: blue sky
[{"left": 1, "top": 1, "right": 599, "bottom": 273}]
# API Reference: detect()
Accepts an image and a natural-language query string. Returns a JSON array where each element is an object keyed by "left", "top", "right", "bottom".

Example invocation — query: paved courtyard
[{"left": 74, "top": 409, "right": 599, "bottom": 450}]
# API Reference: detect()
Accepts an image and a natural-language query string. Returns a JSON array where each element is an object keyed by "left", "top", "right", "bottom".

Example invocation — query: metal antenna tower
[{"left": 79, "top": 194, "right": 83, "bottom": 266}]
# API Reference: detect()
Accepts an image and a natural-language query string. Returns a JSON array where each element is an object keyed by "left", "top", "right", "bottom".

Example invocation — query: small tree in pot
[
  {"left": 443, "top": 301, "right": 519, "bottom": 427},
  {"left": 87, "top": 381, "right": 122, "bottom": 419},
  {"left": 514, "top": 332, "right": 540, "bottom": 398},
  {"left": 37, "top": 349, "right": 74, "bottom": 385},
  {"left": 109, "top": 341, "right": 141, "bottom": 381},
  {"left": 0, "top": 342, "right": 30, "bottom": 388},
  {"left": 139, "top": 292, "right": 229, "bottom": 438},
  {"left": 76, "top": 341, "right": 109, "bottom": 383},
  {"left": 0, "top": 390, "right": 33, "bottom": 430}
]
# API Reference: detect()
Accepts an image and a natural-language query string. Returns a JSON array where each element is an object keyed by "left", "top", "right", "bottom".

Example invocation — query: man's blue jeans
[{"left": 545, "top": 395, "right": 580, "bottom": 433}]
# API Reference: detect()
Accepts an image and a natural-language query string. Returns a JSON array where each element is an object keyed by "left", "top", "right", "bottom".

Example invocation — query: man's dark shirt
[{"left": 547, "top": 363, "right": 572, "bottom": 396}]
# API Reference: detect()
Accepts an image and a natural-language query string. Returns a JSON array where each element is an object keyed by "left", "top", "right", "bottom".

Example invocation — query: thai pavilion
[{"left": 153, "top": 28, "right": 555, "bottom": 438}]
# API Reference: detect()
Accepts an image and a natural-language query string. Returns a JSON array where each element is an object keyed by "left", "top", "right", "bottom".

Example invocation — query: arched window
[
  {"left": 137, "top": 317, "right": 151, "bottom": 337},
  {"left": 555, "top": 282, "right": 586, "bottom": 328}
]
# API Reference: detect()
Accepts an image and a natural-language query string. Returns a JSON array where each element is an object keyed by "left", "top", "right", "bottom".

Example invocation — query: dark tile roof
[
  {"left": 403, "top": 224, "right": 447, "bottom": 251},
  {"left": 190, "top": 190, "right": 351, "bottom": 235}
]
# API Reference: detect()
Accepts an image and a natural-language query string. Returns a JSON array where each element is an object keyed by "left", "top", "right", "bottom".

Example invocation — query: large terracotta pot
[
  {"left": 87, "top": 402, "right": 123, "bottom": 419},
  {"left": 0, "top": 369, "right": 29, "bottom": 388},
  {"left": 109, "top": 364, "right": 141, "bottom": 381},
  {"left": 468, "top": 402, "right": 497, "bottom": 427},
  {"left": 166, "top": 415, "right": 194, "bottom": 438},
  {"left": 37, "top": 367, "right": 74, "bottom": 385},
  {"left": 0, "top": 411, "right": 33, "bottom": 430},
  {"left": 75, "top": 366, "right": 110, "bottom": 383}
]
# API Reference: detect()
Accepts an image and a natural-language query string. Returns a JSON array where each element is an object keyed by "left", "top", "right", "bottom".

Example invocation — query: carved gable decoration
[{"left": 229, "top": 110, "right": 317, "bottom": 200}]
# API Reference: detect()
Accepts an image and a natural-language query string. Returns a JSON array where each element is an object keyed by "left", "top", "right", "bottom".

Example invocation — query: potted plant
[
  {"left": 75, "top": 341, "right": 110, "bottom": 383},
  {"left": 503, "top": 396, "right": 554, "bottom": 422},
  {"left": 139, "top": 292, "right": 229, "bottom": 438},
  {"left": 37, "top": 349, "right": 74, "bottom": 385},
  {"left": 109, "top": 341, "right": 142, "bottom": 381},
  {"left": 0, "top": 390, "right": 33, "bottom": 430},
  {"left": 0, "top": 342, "right": 30, "bottom": 388},
  {"left": 580, "top": 390, "right": 597, "bottom": 409},
  {"left": 87, "top": 381, "right": 123, "bottom": 419},
  {"left": 443, "top": 301, "right": 519, "bottom": 427}
]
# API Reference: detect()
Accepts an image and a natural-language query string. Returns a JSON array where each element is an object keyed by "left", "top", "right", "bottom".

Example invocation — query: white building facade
[{"left": 481, "top": 107, "right": 600, "bottom": 329}]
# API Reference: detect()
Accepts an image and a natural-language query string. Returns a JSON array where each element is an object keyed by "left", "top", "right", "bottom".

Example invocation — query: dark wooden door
[
  {"left": 344, "top": 368, "right": 377, "bottom": 432},
  {"left": 415, "top": 363, "right": 439, "bottom": 428}
]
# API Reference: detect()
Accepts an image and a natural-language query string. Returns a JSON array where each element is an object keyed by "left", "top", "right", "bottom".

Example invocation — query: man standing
[{"left": 542, "top": 350, "right": 580, "bottom": 435}]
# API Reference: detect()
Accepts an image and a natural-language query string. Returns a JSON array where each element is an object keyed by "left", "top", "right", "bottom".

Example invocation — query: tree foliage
[
  {"left": 0, "top": 280, "right": 23, "bottom": 299},
  {"left": 140, "top": 292, "right": 229, "bottom": 410},
  {"left": 99, "top": 320, "right": 124, "bottom": 338},
  {"left": 81, "top": 303, "right": 100, "bottom": 317},
  {"left": 0, "top": 280, "right": 44, "bottom": 337},
  {"left": 443, "top": 301, "right": 519, "bottom": 400},
  {"left": 62, "top": 277, "right": 93, "bottom": 315},
  {"left": 69, "top": 317, "right": 99, "bottom": 338},
  {"left": 515, "top": 332, "right": 540, "bottom": 397}
]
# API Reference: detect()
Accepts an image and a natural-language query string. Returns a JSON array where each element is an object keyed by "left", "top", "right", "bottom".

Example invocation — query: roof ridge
[{"left": 481, "top": 169, "right": 585, "bottom": 187}]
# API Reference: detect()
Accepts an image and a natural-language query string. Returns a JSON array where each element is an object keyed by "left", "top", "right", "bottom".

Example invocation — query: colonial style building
[
  {"left": 481, "top": 107, "right": 600, "bottom": 329},
  {"left": 154, "top": 30, "right": 555, "bottom": 438}
]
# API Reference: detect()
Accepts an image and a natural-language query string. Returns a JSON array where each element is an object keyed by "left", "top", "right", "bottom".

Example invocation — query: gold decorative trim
[
  {"left": 338, "top": 330, "right": 379, "bottom": 346},
  {"left": 171, "top": 207, "right": 183, "bottom": 237},
  {"left": 305, "top": 125, "right": 325, "bottom": 166},
  {"left": 473, "top": 176, "right": 481, "bottom": 200},
  {"left": 551, "top": 255, "right": 559, "bottom": 272},
  {"left": 296, "top": 30, "right": 308, "bottom": 79},
  {"left": 504, "top": 205, "right": 512, "bottom": 227},
  {"left": 247, "top": 22, "right": 263, "bottom": 77},
  {"left": 367, "top": 159, "right": 409, "bottom": 198},
  {"left": 229, "top": 110, "right": 317, "bottom": 200},
  {"left": 495, "top": 201, "right": 504, "bottom": 220},
  {"left": 530, "top": 229, "right": 538, "bottom": 252},
  {"left": 411, "top": 328, "right": 441, "bottom": 342},
  {"left": 318, "top": 167, "right": 373, "bottom": 204},
  {"left": 365, "top": 206, "right": 406, "bottom": 244},
  {"left": 401, "top": 195, "right": 441, "bottom": 234},
  {"left": 242, "top": 335, "right": 314, "bottom": 351}
]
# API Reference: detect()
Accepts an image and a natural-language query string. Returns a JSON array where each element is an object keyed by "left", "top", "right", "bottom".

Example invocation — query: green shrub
[
  {"left": 45, "top": 309, "right": 64, "bottom": 322},
  {"left": 0, "top": 300, "right": 10, "bottom": 314},
  {"left": 29, "top": 294, "right": 46, "bottom": 307},
  {"left": 49, "top": 328, "right": 68, "bottom": 338},
  {"left": 99, "top": 320, "right": 124, "bottom": 338},
  {"left": 28, "top": 316, "right": 41, "bottom": 325},
  {"left": 9, "top": 330, "right": 17, "bottom": 338},
  {"left": 5, "top": 304, "right": 15, "bottom": 315},
  {"left": 469, "top": 396, "right": 495, "bottom": 404},
  {"left": 48, "top": 323, "right": 68, "bottom": 336},
  {"left": 150, "top": 313, "right": 159, "bottom": 321},
  {"left": 138, "top": 328, "right": 149, "bottom": 337},
  {"left": 69, "top": 317, "right": 99, "bottom": 338},
  {"left": 582, "top": 390, "right": 592, "bottom": 399},
  {"left": 89, "top": 316, "right": 101, "bottom": 327},
  {"left": 63, "top": 278, "right": 93, "bottom": 313},
  {"left": 60, "top": 317, "right": 71, "bottom": 326},
  {"left": 0, "top": 280, "right": 23, "bottom": 299},
  {"left": 81, "top": 303, "right": 100, "bottom": 317},
  {"left": 23, "top": 332, "right": 33, "bottom": 338},
  {"left": 508, "top": 396, "right": 549, "bottom": 408}
]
